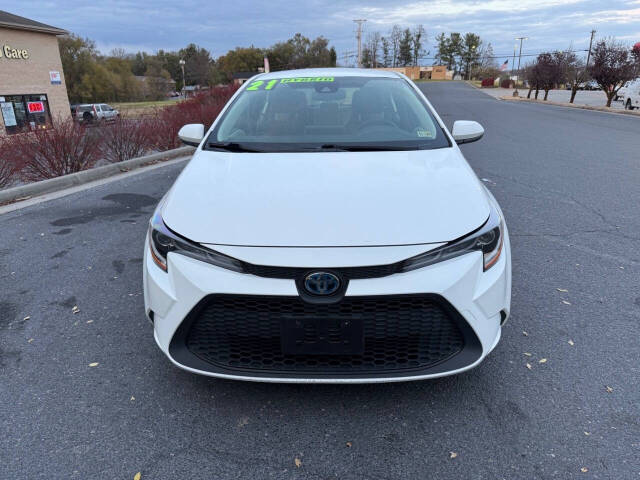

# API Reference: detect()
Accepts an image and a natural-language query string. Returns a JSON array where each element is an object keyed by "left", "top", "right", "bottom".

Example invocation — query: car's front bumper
[{"left": 143, "top": 229, "right": 511, "bottom": 384}]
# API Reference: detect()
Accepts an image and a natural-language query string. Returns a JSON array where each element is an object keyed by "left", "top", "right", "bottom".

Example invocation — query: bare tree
[
  {"left": 563, "top": 49, "right": 586, "bottom": 104},
  {"left": 523, "top": 64, "right": 537, "bottom": 98},
  {"left": 589, "top": 39, "right": 636, "bottom": 107},
  {"left": 366, "top": 32, "right": 382, "bottom": 68},
  {"left": 534, "top": 52, "right": 567, "bottom": 100},
  {"left": 389, "top": 25, "right": 402, "bottom": 67},
  {"left": 476, "top": 43, "right": 500, "bottom": 79},
  {"left": 109, "top": 47, "right": 127, "bottom": 59}
]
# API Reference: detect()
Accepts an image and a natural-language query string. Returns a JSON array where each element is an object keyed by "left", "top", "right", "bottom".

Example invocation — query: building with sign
[{"left": 0, "top": 10, "right": 70, "bottom": 135}]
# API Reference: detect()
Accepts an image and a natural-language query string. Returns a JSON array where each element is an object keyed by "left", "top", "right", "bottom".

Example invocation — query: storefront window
[{"left": 0, "top": 94, "right": 51, "bottom": 134}]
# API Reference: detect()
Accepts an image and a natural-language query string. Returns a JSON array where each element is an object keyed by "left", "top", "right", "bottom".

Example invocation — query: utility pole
[
  {"left": 585, "top": 29, "right": 596, "bottom": 74},
  {"left": 354, "top": 19, "right": 367, "bottom": 68},
  {"left": 514, "top": 36, "right": 527, "bottom": 96}
]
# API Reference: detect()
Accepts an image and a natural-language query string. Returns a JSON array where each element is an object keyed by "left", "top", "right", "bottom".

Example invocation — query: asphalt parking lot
[{"left": 1, "top": 81, "right": 639, "bottom": 479}]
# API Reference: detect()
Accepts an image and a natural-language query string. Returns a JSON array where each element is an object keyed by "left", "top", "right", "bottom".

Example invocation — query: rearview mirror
[
  {"left": 178, "top": 123, "right": 205, "bottom": 147},
  {"left": 451, "top": 120, "right": 484, "bottom": 144}
]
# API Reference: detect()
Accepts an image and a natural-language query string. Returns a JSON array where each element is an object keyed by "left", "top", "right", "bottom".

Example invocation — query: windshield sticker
[
  {"left": 416, "top": 129, "right": 434, "bottom": 138},
  {"left": 245, "top": 77, "right": 334, "bottom": 91}
]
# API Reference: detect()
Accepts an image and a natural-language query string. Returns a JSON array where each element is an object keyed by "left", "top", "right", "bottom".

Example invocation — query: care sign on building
[{"left": 0, "top": 43, "right": 29, "bottom": 59}]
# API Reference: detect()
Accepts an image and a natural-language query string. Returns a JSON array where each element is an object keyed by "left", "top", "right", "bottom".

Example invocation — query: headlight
[
  {"left": 400, "top": 204, "right": 504, "bottom": 272},
  {"left": 148, "top": 208, "right": 243, "bottom": 273}
]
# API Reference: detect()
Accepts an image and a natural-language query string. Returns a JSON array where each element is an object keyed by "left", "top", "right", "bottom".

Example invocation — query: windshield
[{"left": 205, "top": 75, "right": 450, "bottom": 152}]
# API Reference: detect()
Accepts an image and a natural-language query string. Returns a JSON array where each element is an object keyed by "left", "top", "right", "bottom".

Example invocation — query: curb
[
  {"left": 0, "top": 146, "right": 195, "bottom": 206},
  {"left": 497, "top": 95, "right": 640, "bottom": 117}
]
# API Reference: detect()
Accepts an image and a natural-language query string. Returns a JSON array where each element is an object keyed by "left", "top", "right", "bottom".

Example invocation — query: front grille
[
  {"left": 170, "top": 294, "right": 481, "bottom": 378},
  {"left": 242, "top": 262, "right": 402, "bottom": 280}
]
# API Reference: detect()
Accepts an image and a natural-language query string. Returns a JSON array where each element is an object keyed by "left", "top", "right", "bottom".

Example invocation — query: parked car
[
  {"left": 583, "top": 80, "right": 599, "bottom": 91},
  {"left": 143, "top": 68, "right": 512, "bottom": 383},
  {"left": 73, "top": 103, "right": 120, "bottom": 124},
  {"left": 622, "top": 79, "right": 640, "bottom": 110},
  {"left": 565, "top": 82, "right": 588, "bottom": 90}
]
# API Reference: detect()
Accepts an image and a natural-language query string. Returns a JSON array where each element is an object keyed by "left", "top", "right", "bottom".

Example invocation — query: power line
[{"left": 418, "top": 49, "right": 590, "bottom": 61}]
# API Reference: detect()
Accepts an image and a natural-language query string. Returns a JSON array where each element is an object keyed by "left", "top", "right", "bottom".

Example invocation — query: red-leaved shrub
[
  {"left": 0, "top": 135, "right": 25, "bottom": 189},
  {"left": 500, "top": 79, "right": 514, "bottom": 89},
  {"left": 481, "top": 78, "right": 494, "bottom": 87},
  {"left": 17, "top": 117, "right": 104, "bottom": 181},
  {"left": 102, "top": 117, "right": 155, "bottom": 163},
  {"left": 0, "top": 86, "right": 237, "bottom": 187},
  {"left": 150, "top": 85, "right": 238, "bottom": 151}
]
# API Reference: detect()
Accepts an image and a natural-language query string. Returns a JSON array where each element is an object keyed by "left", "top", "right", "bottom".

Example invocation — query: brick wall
[
  {"left": 375, "top": 67, "right": 422, "bottom": 80},
  {"left": 0, "top": 27, "right": 70, "bottom": 135}
]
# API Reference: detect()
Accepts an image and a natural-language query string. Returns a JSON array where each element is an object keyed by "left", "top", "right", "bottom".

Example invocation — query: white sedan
[{"left": 143, "top": 68, "right": 512, "bottom": 383}]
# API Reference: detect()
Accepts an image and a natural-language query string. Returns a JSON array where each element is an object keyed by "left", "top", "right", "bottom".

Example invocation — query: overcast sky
[{"left": 8, "top": 0, "right": 640, "bottom": 67}]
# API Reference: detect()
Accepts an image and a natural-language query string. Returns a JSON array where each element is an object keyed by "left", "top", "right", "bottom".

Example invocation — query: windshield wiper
[
  {"left": 205, "top": 141, "right": 263, "bottom": 153},
  {"left": 303, "top": 144, "right": 350, "bottom": 152},
  {"left": 316, "top": 144, "right": 426, "bottom": 152}
]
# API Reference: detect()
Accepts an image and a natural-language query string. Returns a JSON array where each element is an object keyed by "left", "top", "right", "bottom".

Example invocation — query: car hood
[{"left": 162, "top": 148, "right": 490, "bottom": 247}]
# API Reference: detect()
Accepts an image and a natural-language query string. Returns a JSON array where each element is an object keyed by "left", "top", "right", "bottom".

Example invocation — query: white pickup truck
[{"left": 72, "top": 103, "right": 120, "bottom": 123}]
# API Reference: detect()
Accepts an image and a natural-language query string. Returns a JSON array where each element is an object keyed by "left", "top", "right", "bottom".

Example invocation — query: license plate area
[{"left": 280, "top": 315, "right": 364, "bottom": 355}]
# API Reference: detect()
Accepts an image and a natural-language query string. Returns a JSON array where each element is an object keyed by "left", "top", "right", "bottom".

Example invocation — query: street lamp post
[
  {"left": 514, "top": 37, "right": 527, "bottom": 96},
  {"left": 512, "top": 44, "right": 517, "bottom": 94},
  {"left": 467, "top": 45, "right": 476, "bottom": 80},
  {"left": 179, "top": 59, "right": 186, "bottom": 97}
]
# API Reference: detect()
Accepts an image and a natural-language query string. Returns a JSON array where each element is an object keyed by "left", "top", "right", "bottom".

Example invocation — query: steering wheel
[{"left": 358, "top": 118, "right": 397, "bottom": 130}]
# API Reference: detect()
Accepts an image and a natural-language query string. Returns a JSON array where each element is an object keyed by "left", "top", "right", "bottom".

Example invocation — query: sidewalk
[{"left": 476, "top": 87, "right": 624, "bottom": 110}]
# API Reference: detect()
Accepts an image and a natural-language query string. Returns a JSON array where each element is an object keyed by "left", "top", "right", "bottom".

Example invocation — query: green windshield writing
[{"left": 245, "top": 77, "right": 334, "bottom": 91}]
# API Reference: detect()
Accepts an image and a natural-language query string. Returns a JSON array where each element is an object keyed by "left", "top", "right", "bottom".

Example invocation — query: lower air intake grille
[{"left": 170, "top": 294, "right": 481, "bottom": 379}]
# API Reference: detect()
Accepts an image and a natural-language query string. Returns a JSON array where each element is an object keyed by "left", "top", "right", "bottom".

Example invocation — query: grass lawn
[
  {"left": 112, "top": 99, "right": 181, "bottom": 117},
  {"left": 113, "top": 99, "right": 178, "bottom": 110}
]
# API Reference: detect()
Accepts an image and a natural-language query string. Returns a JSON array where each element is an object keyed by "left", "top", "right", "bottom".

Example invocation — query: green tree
[
  {"left": 77, "top": 63, "right": 117, "bottom": 102},
  {"left": 103, "top": 56, "right": 140, "bottom": 101},
  {"left": 156, "top": 50, "right": 182, "bottom": 86},
  {"left": 144, "top": 57, "right": 172, "bottom": 100},
  {"left": 179, "top": 44, "right": 213, "bottom": 85},
  {"left": 397, "top": 29, "right": 413, "bottom": 66},
  {"left": 381, "top": 37, "right": 391, "bottom": 67},
  {"left": 131, "top": 51, "right": 149, "bottom": 76},
  {"left": 435, "top": 33, "right": 453, "bottom": 68},
  {"left": 411, "top": 25, "right": 426, "bottom": 66},
  {"left": 57, "top": 34, "right": 98, "bottom": 102},
  {"left": 268, "top": 40, "right": 296, "bottom": 70},
  {"left": 361, "top": 45, "right": 373, "bottom": 68},
  {"left": 216, "top": 46, "right": 264, "bottom": 77},
  {"left": 461, "top": 33, "right": 482, "bottom": 79},
  {"left": 267, "top": 34, "right": 335, "bottom": 70}
]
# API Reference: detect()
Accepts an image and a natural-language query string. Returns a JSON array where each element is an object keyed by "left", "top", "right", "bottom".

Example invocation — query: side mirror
[
  {"left": 451, "top": 120, "right": 484, "bottom": 144},
  {"left": 178, "top": 123, "right": 205, "bottom": 147}
]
